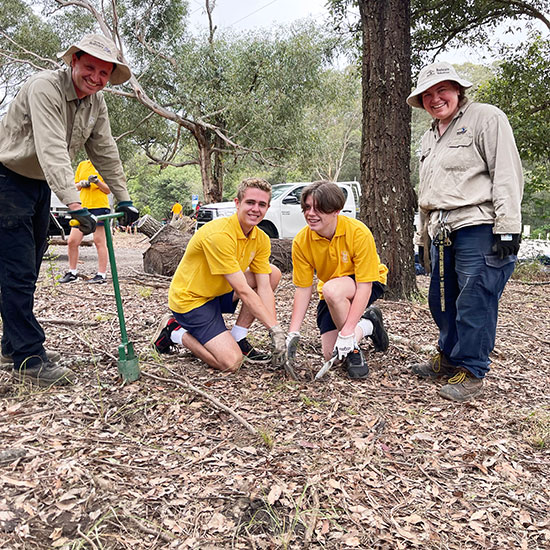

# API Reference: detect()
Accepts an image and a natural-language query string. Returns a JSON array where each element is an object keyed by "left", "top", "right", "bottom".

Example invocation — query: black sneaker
[
  {"left": 13, "top": 360, "right": 75, "bottom": 387},
  {"left": 237, "top": 338, "right": 271, "bottom": 363},
  {"left": 345, "top": 347, "right": 369, "bottom": 379},
  {"left": 362, "top": 306, "right": 389, "bottom": 352},
  {"left": 59, "top": 272, "right": 78, "bottom": 283},
  {"left": 88, "top": 274, "right": 106, "bottom": 284},
  {"left": 152, "top": 313, "right": 181, "bottom": 354}
]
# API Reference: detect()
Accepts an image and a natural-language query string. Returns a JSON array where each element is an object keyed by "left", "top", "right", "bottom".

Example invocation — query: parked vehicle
[
  {"left": 196, "top": 181, "right": 361, "bottom": 239},
  {"left": 48, "top": 193, "right": 72, "bottom": 238}
]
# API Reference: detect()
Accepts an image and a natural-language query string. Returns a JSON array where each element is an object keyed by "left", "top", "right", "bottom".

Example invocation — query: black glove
[
  {"left": 116, "top": 201, "right": 139, "bottom": 226},
  {"left": 494, "top": 234, "right": 521, "bottom": 259},
  {"left": 68, "top": 208, "right": 97, "bottom": 235}
]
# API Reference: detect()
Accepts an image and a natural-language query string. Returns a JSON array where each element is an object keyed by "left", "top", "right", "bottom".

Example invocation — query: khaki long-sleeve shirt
[
  {"left": 0, "top": 67, "right": 130, "bottom": 205},
  {"left": 417, "top": 99, "right": 523, "bottom": 241}
]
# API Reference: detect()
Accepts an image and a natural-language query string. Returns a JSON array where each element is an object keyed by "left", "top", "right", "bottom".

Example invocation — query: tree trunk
[
  {"left": 358, "top": 0, "right": 417, "bottom": 300},
  {"left": 194, "top": 126, "right": 222, "bottom": 204}
]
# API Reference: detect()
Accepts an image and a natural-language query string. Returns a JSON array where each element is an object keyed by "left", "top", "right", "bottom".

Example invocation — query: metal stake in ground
[{"left": 70, "top": 212, "right": 140, "bottom": 382}]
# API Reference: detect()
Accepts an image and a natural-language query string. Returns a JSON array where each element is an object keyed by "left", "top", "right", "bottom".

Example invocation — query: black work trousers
[{"left": 0, "top": 163, "right": 51, "bottom": 369}]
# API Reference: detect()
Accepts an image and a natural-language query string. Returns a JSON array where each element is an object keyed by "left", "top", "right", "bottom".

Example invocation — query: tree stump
[
  {"left": 136, "top": 214, "right": 163, "bottom": 238},
  {"left": 143, "top": 225, "right": 293, "bottom": 277},
  {"left": 269, "top": 239, "right": 293, "bottom": 273},
  {"left": 143, "top": 224, "right": 192, "bottom": 276}
]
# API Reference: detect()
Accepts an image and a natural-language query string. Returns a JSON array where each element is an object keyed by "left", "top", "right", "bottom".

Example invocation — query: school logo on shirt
[{"left": 341, "top": 251, "right": 349, "bottom": 263}]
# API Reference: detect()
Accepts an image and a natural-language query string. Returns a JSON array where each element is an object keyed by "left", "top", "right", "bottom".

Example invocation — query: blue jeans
[
  {"left": 429, "top": 224, "right": 515, "bottom": 378},
  {"left": 0, "top": 163, "right": 51, "bottom": 369}
]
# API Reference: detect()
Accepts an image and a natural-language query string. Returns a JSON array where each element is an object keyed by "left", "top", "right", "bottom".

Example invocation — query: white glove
[
  {"left": 286, "top": 331, "right": 300, "bottom": 364},
  {"left": 333, "top": 332, "right": 355, "bottom": 360}
]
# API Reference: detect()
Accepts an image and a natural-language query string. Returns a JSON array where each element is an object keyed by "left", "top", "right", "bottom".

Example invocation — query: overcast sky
[
  {"left": 187, "top": 0, "right": 330, "bottom": 32},
  {"left": 187, "top": 0, "right": 541, "bottom": 64}
]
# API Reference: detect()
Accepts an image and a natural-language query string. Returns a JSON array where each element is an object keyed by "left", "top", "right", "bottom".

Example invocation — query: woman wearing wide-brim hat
[{"left": 407, "top": 61, "right": 524, "bottom": 402}]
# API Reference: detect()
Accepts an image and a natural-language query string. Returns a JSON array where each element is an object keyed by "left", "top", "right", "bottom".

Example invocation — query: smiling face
[
  {"left": 235, "top": 187, "right": 271, "bottom": 235},
  {"left": 71, "top": 53, "right": 114, "bottom": 98},
  {"left": 421, "top": 80, "right": 461, "bottom": 125},
  {"left": 302, "top": 194, "right": 339, "bottom": 239}
]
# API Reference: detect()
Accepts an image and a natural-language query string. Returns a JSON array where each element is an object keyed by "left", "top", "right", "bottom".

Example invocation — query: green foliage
[
  {"left": 475, "top": 34, "right": 550, "bottom": 168},
  {"left": 125, "top": 157, "right": 201, "bottom": 220}
]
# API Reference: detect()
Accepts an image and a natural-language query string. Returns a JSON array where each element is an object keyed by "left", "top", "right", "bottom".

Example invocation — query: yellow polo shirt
[
  {"left": 292, "top": 215, "right": 388, "bottom": 300},
  {"left": 74, "top": 160, "right": 109, "bottom": 209},
  {"left": 169, "top": 213, "right": 272, "bottom": 313}
]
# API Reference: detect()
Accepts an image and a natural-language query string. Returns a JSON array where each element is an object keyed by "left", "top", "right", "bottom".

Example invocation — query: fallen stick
[
  {"left": 36, "top": 317, "right": 100, "bottom": 326},
  {"left": 142, "top": 369, "right": 258, "bottom": 437},
  {"left": 389, "top": 334, "right": 437, "bottom": 355}
]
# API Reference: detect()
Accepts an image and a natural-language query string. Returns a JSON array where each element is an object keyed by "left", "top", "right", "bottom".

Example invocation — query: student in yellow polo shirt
[
  {"left": 152, "top": 178, "right": 287, "bottom": 373},
  {"left": 286, "top": 181, "right": 389, "bottom": 379},
  {"left": 60, "top": 160, "right": 111, "bottom": 284}
]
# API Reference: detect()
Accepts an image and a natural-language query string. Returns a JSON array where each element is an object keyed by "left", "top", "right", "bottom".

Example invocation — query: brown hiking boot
[
  {"left": 13, "top": 360, "right": 75, "bottom": 387},
  {"left": 410, "top": 352, "right": 458, "bottom": 379},
  {"left": 439, "top": 369, "right": 484, "bottom": 402}
]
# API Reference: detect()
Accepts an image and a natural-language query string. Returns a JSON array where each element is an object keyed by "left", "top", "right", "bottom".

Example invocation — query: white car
[{"left": 196, "top": 181, "right": 361, "bottom": 239}]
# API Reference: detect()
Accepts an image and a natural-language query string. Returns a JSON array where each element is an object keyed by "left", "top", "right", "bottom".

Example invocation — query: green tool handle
[{"left": 95, "top": 213, "right": 128, "bottom": 344}]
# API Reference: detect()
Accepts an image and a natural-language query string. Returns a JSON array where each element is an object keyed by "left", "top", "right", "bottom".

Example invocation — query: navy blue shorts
[
  {"left": 173, "top": 291, "right": 239, "bottom": 345},
  {"left": 317, "top": 280, "right": 386, "bottom": 335},
  {"left": 88, "top": 207, "right": 110, "bottom": 227}
]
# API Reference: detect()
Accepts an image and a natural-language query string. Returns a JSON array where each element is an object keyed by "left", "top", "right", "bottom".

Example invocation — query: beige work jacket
[
  {"left": 417, "top": 99, "right": 523, "bottom": 242},
  {"left": 0, "top": 67, "right": 130, "bottom": 205}
]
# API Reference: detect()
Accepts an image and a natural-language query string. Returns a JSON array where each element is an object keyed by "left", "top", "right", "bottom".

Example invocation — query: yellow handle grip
[{"left": 69, "top": 219, "right": 80, "bottom": 227}]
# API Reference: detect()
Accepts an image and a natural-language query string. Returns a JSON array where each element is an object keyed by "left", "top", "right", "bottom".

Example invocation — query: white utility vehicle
[{"left": 195, "top": 181, "right": 361, "bottom": 239}]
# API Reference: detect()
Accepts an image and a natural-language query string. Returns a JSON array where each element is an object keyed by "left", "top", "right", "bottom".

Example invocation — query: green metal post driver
[{"left": 69, "top": 212, "right": 140, "bottom": 382}]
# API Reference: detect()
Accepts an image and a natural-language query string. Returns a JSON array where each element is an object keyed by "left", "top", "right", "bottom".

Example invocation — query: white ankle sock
[
  {"left": 170, "top": 327, "right": 187, "bottom": 345},
  {"left": 97, "top": 272, "right": 106, "bottom": 278},
  {"left": 69, "top": 269, "right": 78, "bottom": 275},
  {"left": 231, "top": 325, "right": 248, "bottom": 342},
  {"left": 358, "top": 319, "right": 373, "bottom": 340}
]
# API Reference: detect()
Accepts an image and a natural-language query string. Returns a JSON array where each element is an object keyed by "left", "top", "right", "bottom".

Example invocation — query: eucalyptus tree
[{"left": 7, "top": 0, "right": 331, "bottom": 203}]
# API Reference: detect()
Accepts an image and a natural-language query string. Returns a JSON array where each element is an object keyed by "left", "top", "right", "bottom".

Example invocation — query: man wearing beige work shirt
[{"left": 0, "top": 34, "right": 139, "bottom": 387}]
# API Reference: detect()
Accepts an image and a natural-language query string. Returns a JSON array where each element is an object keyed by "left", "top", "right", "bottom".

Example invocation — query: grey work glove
[
  {"left": 286, "top": 331, "right": 300, "bottom": 364},
  {"left": 269, "top": 324, "right": 287, "bottom": 369},
  {"left": 68, "top": 208, "right": 97, "bottom": 235},
  {"left": 77, "top": 179, "right": 91, "bottom": 189}
]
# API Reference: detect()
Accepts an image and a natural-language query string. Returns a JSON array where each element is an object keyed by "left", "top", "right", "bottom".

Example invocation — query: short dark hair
[
  {"left": 236, "top": 177, "right": 272, "bottom": 201},
  {"left": 300, "top": 181, "right": 345, "bottom": 214}
]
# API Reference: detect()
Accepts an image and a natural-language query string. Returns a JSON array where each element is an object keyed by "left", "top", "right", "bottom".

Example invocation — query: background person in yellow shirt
[
  {"left": 286, "top": 181, "right": 389, "bottom": 379},
  {"left": 152, "top": 178, "right": 287, "bottom": 373},
  {"left": 60, "top": 160, "right": 111, "bottom": 284},
  {"left": 171, "top": 201, "right": 183, "bottom": 221}
]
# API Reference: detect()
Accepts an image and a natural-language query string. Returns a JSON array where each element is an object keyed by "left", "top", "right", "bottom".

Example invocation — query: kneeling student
[
  {"left": 286, "top": 181, "right": 389, "bottom": 379},
  {"left": 153, "top": 178, "right": 287, "bottom": 372}
]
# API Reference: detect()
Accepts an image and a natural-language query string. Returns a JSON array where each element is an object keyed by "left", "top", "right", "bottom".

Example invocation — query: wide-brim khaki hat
[
  {"left": 59, "top": 34, "right": 132, "bottom": 85},
  {"left": 407, "top": 61, "right": 472, "bottom": 109}
]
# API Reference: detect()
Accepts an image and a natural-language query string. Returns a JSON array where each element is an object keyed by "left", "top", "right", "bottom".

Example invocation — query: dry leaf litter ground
[{"left": 1, "top": 232, "right": 549, "bottom": 549}]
